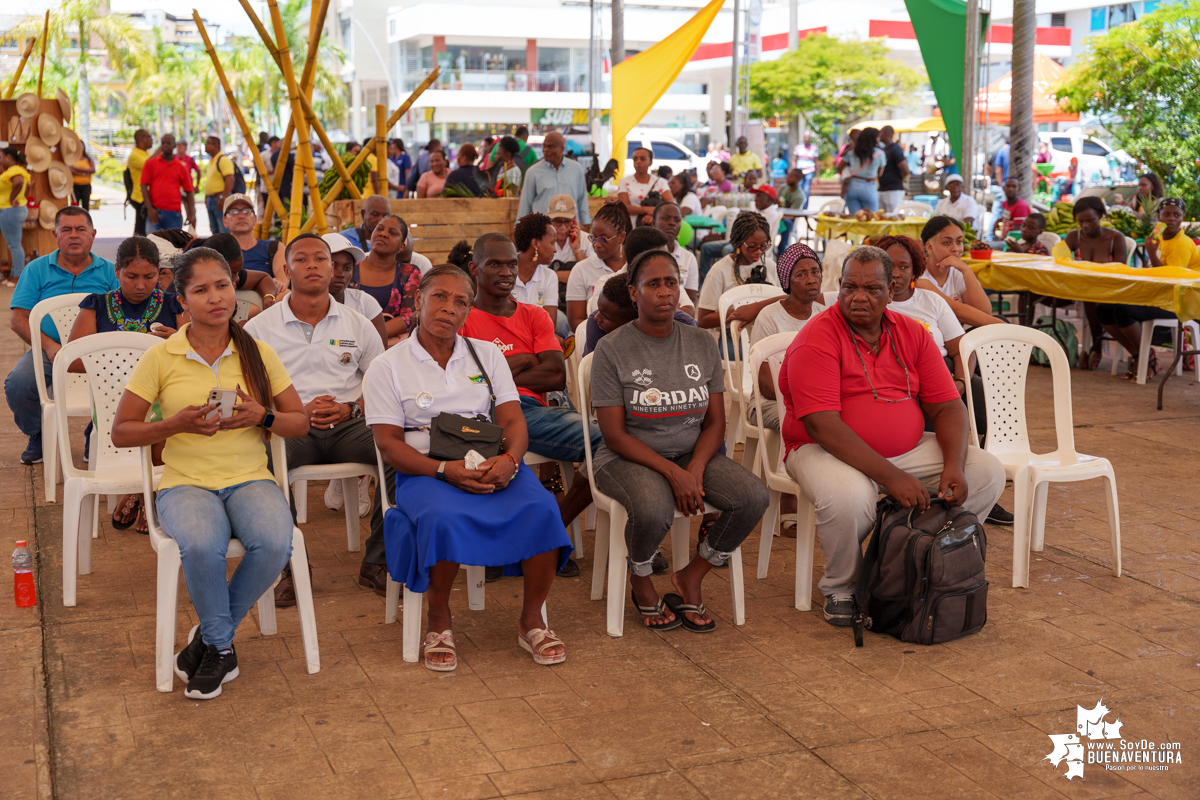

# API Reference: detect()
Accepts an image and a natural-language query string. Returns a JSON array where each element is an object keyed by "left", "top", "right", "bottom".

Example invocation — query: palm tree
[{"left": 3, "top": 0, "right": 152, "bottom": 148}]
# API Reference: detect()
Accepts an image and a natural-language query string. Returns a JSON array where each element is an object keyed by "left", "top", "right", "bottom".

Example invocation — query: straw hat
[
  {"left": 58, "top": 128, "right": 82, "bottom": 165},
  {"left": 57, "top": 88, "right": 71, "bottom": 123},
  {"left": 37, "top": 114, "right": 61, "bottom": 146},
  {"left": 24, "top": 136, "right": 51, "bottom": 172},
  {"left": 16, "top": 93, "right": 39, "bottom": 119},
  {"left": 38, "top": 200, "right": 58, "bottom": 230},
  {"left": 48, "top": 162, "right": 72, "bottom": 199}
]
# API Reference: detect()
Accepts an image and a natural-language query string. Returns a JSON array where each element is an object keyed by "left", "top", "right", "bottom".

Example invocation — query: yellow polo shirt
[
  {"left": 204, "top": 153, "right": 236, "bottom": 197},
  {"left": 125, "top": 325, "right": 293, "bottom": 491},
  {"left": 1159, "top": 232, "right": 1200, "bottom": 271},
  {"left": 729, "top": 150, "right": 763, "bottom": 176},
  {"left": 128, "top": 148, "right": 150, "bottom": 203}
]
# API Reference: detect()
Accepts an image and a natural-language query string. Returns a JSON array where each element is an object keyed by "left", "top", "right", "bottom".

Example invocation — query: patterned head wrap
[
  {"left": 1158, "top": 197, "right": 1187, "bottom": 213},
  {"left": 777, "top": 243, "right": 821, "bottom": 291}
]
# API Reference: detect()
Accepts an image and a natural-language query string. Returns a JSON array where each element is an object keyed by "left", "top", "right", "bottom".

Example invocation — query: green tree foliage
[
  {"left": 749, "top": 34, "right": 923, "bottom": 149},
  {"left": 1057, "top": 1, "right": 1200, "bottom": 217}
]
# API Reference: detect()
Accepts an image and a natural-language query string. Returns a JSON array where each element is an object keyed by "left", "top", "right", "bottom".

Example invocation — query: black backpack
[
  {"left": 219, "top": 154, "right": 247, "bottom": 195},
  {"left": 123, "top": 166, "right": 134, "bottom": 206},
  {"left": 852, "top": 497, "right": 988, "bottom": 647}
]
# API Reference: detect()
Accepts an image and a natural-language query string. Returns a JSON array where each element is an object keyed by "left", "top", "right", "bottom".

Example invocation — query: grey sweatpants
[{"left": 785, "top": 433, "right": 1005, "bottom": 597}]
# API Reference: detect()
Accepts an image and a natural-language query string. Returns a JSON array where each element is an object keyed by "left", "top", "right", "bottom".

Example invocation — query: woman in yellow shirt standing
[
  {"left": 112, "top": 246, "right": 309, "bottom": 700},
  {"left": 0, "top": 147, "right": 31, "bottom": 284},
  {"left": 70, "top": 146, "right": 96, "bottom": 211}
]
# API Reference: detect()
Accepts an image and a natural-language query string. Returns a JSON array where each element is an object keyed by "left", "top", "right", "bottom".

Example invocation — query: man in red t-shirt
[
  {"left": 140, "top": 132, "right": 196, "bottom": 233},
  {"left": 460, "top": 233, "right": 602, "bottom": 577},
  {"left": 991, "top": 177, "right": 1031, "bottom": 239},
  {"left": 779, "top": 247, "right": 1005, "bottom": 626}
]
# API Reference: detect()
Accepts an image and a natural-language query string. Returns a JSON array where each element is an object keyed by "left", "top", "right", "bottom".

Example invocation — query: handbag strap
[{"left": 461, "top": 336, "right": 497, "bottom": 422}]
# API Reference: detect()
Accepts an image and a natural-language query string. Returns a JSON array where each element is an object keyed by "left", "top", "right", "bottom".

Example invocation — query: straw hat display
[
  {"left": 37, "top": 113, "right": 61, "bottom": 146},
  {"left": 16, "top": 93, "right": 39, "bottom": 119},
  {"left": 59, "top": 128, "right": 82, "bottom": 165},
  {"left": 47, "top": 162, "right": 72, "bottom": 199},
  {"left": 24, "top": 136, "right": 51, "bottom": 172},
  {"left": 57, "top": 88, "right": 71, "bottom": 123},
  {"left": 38, "top": 201, "right": 58, "bottom": 230}
]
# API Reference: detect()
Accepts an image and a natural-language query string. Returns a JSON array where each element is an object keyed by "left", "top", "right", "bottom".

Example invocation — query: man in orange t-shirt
[{"left": 140, "top": 132, "right": 196, "bottom": 232}]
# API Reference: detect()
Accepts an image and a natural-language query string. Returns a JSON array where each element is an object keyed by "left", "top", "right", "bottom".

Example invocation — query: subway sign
[{"left": 531, "top": 108, "right": 610, "bottom": 126}]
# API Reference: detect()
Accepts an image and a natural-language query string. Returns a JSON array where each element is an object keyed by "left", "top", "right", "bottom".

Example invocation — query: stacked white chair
[
  {"left": 748, "top": 333, "right": 818, "bottom": 610},
  {"left": 29, "top": 293, "right": 90, "bottom": 503},
  {"left": 960, "top": 325, "right": 1121, "bottom": 589},
  {"left": 896, "top": 201, "right": 933, "bottom": 218},
  {"left": 234, "top": 289, "right": 262, "bottom": 323},
  {"left": 289, "top": 462, "right": 381, "bottom": 552},
  {"left": 1109, "top": 319, "right": 1199, "bottom": 385},
  {"left": 716, "top": 284, "right": 785, "bottom": 457},
  {"left": 577, "top": 354, "right": 746, "bottom": 638}
]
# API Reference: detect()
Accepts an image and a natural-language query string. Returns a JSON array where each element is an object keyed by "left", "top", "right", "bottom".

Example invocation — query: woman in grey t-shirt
[{"left": 590, "top": 250, "right": 769, "bottom": 633}]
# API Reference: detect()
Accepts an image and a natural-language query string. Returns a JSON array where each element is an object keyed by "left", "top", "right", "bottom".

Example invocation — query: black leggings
[{"left": 1095, "top": 303, "right": 1175, "bottom": 329}]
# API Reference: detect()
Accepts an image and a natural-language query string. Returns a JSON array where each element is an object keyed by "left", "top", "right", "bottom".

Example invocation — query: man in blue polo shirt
[{"left": 6, "top": 207, "right": 117, "bottom": 464}]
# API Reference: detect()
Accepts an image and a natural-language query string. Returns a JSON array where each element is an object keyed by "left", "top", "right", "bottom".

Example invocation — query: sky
[{"left": 12, "top": 0, "right": 262, "bottom": 40}]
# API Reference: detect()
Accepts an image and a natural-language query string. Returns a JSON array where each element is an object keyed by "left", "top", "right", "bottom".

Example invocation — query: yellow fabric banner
[{"left": 610, "top": 0, "right": 724, "bottom": 181}]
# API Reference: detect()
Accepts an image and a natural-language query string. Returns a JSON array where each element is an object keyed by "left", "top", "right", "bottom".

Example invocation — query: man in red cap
[{"left": 754, "top": 184, "right": 783, "bottom": 255}]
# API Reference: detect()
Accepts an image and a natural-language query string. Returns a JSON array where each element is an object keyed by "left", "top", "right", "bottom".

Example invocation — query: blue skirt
[{"left": 384, "top": 467, "right": 572, "bottom": 593}]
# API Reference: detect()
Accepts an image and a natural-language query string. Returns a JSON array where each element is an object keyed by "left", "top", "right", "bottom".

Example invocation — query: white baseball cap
[
  {"left": 944, "top": 173, "right": 965, "bottom": 185},
  {"left": 321, "top": 232, "right": 366, "bottom": 263}
]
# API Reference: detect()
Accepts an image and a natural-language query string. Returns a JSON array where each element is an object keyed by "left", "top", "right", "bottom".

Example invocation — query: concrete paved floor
[{"left": 3, "top": 285, "right": 1200, "bottom": 799}]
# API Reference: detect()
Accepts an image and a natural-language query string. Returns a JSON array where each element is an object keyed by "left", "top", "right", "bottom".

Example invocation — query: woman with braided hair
[
  {"left": 565, "top": 201, "right": 631, "bottom": 330},
  {"left": 697, "top": 211, "right": 780, "bottom": 333}
]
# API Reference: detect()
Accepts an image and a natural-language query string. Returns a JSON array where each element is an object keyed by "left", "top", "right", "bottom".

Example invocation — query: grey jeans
[
  {"left": 785, "top": 432, "right": 1005, "bottom": 597},
  {"left": 595, "top": 451, "right": 769, "bottom": 577}
]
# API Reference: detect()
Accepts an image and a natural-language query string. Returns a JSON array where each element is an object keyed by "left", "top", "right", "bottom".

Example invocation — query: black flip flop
[
  {"left": 663, "top": 593, "right": 716, "bottom": 634},
  {"left": 632, "top": 589, "right": 682, "bottom": 630},
  {"left": 110, "top": 496, "right": 141, "bottom": 530}
]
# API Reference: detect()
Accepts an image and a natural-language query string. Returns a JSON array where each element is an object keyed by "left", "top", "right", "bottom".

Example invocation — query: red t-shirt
[
  {"left": 140, "top": 155, "right": 194, "bottom": 212},
  {"left": 460, "top": 303, "right": 561, "bottom": 406},
  {"left": 1001, "top": 198, "right": 1031, "bottom": 235},
  {"left": 779, "top": 305, "right": 959, "bottom": 458}
]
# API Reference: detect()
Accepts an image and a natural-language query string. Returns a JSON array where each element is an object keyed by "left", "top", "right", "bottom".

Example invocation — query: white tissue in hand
[{"left": 464, "top": 450, "right": 486, "bottom": 470}]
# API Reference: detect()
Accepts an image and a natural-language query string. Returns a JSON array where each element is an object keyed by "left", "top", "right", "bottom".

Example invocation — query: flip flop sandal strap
[
  {"left": 423, "top": 632, "right": 456, "bottom": 655},
  {"left": 675, "top": 603, "right": 708, "bottom": 615},
  {"left": 526, "top": 629, "right": 562, "bottom": 656},
  {"left": 635, "top": 599, "right": 669, "bottom": 617}
]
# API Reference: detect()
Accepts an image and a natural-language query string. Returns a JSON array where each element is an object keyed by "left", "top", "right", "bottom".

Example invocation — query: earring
[{"left": 910, "top": 280, "right": 916, "bottom": 289}]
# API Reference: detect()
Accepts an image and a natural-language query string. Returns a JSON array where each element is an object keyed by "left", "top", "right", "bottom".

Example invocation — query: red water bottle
[{"left": 12, "top": 540, "right": 35, "bottom": 607}]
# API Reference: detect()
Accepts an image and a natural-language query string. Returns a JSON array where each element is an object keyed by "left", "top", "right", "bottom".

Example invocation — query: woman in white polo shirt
[
  {"left": 364, "top": 265, "right": 572, "bottom": 672},
  {"left": 511, "top": 213, "right": 560, "bottom": 326},
  {"left": 565, "top": 202, "right": 631, "bottom": 330}
]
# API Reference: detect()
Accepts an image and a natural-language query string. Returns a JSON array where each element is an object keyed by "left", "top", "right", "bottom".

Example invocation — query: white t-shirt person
[
  {"left": 697, "top": 254, "right": 780, "bottom": 313},
  {"left": 617, "top": 173, "right": 670, "bottom": 227},
  {"left": 512, "top": 263, "right": 559, "bottom": 315},
  {"left": 934, "top": 193, "right": 980, "bottom": 225},
  {"left": 921, "top": 268, "right": 969, "bottom": 305},
  {"left": 888, "top": 288, "right": 964, "bottom": 356},
  {"left": 565, "top": 254, "right": 622, "bottom": 304}
]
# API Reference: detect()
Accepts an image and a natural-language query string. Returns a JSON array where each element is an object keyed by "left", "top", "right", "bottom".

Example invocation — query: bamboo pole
[
  {"left": 4, "top": 36, "right": 37, "bottom": 99},
  {"left": 193, "top": 13, "right": 288, "bottom": 225},
  {"left": 36, "top": 11, "right": 48, "bottom": 96},
  {"left": 375, "top": 104, "right": 387, "bottom": 198},
  {"left": 266, "top": 0, "right": 328, "bottom": 238}
]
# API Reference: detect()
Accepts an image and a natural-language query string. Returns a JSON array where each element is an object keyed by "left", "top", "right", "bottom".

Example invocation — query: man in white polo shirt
[{"left": 244, "top": 233, "right": 388, "bottom": 601}]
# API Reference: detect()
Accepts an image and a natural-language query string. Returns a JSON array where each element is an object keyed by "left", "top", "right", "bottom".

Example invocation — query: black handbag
[{"left": 416, "top": 337, "right": 504, "bottom": 462}]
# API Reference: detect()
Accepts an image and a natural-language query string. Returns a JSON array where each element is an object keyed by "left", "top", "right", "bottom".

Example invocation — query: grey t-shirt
[{"left": 590, "top": 321, "right": 725, "bottom": 472}]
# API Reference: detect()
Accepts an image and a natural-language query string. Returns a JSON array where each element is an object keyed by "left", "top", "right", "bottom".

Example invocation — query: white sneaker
[
  {"left": 324, "top": 478, "right": 345, "bottom": 512},
  {"left": 357, "top": 475, "right": 372, "bottom": 518}
]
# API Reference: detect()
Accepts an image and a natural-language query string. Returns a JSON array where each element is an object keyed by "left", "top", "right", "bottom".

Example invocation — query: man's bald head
[
  {"left": 543, "top": 132, "right": 565, "bottom": 166},
  {"left": 361, "top": 195, "right": 391, "bottom": 239}
]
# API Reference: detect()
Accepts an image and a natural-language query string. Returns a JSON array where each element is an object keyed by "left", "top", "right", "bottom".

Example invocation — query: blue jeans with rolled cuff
[{"left": 520, "top": 395, "right": 602, "bottom": 463}]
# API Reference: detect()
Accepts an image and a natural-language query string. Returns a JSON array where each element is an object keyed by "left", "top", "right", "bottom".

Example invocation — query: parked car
[
  {"left": 621, "top": 134, "right": 708, "bottom": 179},
  {"left": 1038, "top": 131, "right": 1119, "bottom": 181}
]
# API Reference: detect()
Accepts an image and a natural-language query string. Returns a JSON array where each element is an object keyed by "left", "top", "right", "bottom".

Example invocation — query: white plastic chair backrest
[
  {"left": 53, "top": 331, "right": 160, "bottom": 477},
  {"left": 959, "top": 325, "right": 1076, "bottom": 459},
  {"left": 897, "top": 201, "right": 932, "bottom": 218},
  {"left": 1124, "top": 236, "right": 1137, "bottom": 267},
  {"left": 376, "top": 445, "right": 393, "bottom": 513},
  {"left": 1037, "top": 231, "right": 1061, "bottom": 250},
  {"left": 750, "top": 332, "right": 799, "bottom": 483},
  {"left": 821, "top": 239, "right": 853, "bottom": 293},
  {"left": 234, "top": 289, "right": 262, "bottom": 323},
  {"left": 818, "top": 197, "right": 846, "bottom": 214},
  {"left": 565, "top": 318, "right": 588, "bottom": 408},
  {"left": 716, "top": 284, "right": 785, "bottom": 363},
  {"left": 577, "top": 353, "right": 598, "bottom": 487},
  {"left": 30, "top": 293, "right": 90, "bottom": 405}
]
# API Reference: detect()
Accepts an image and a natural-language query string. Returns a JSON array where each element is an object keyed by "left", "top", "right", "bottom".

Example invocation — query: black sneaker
[
  {"left": 650, "top": 551, "right": 670, "bottom": 574},
  {"left": 485, "top": 566, "right": 504, "bottom": 583},
  {"left": 174, "top": 625, "right": 206, "bottom": 682},
  {"left": 823, "top": 594, "right": 855, "bottom": 627},
  {"left": 557, "top": 558, "right": 580, "bottom": 578},
  {"left": 20, "top": 433, "right": 42, "bottom": 465},
  {"left": 184, "top": 645, "right": 239, "bottom": 700},
  {"left": 986, "top": 504, "right": 1014, "bottom": 526}
]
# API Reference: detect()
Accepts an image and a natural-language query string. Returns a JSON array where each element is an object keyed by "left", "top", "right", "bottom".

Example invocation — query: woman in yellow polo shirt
[
  {"left": 112, "top": 246, "right": 309, "bottom": 701},
  {"left": 0, "top": 147, "right": 31, "bottom": 284},
  {"left": 71, "top": 146, "right": 96, "bottom": 210}
]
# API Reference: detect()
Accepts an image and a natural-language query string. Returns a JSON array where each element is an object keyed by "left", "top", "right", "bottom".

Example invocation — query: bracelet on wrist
[{"left": 504, "top": 453, "right": 520, "bottom": 473}]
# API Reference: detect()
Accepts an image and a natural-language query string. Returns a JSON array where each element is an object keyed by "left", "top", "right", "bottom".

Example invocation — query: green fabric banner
[{"left": 903, "top": 0, "right": 987, "bottom": 163}]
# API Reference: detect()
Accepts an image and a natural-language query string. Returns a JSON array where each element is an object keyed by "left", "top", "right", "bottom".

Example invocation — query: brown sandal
[
  {"left": 111, "top": 494, "right": 141, "bottom": 530},
  {"left": 273, "top": 568, "right": 297, "bottom": 607}
]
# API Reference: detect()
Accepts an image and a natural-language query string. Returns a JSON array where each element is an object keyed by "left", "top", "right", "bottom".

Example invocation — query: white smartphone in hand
[{"left": 206, "top": 388, "right": 238, "bottom": 420}]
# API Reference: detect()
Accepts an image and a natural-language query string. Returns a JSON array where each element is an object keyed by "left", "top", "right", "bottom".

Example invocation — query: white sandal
[
  {"left": 422, "top": 630, "right": 457, "bottom": 672},
  {"left": 518, "top": 628, "right": 566, "bottom": 666}
]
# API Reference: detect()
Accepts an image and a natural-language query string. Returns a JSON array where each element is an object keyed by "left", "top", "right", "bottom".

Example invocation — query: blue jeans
[
  {"left": 156, "top": 480, "right": 294, "bottom": 650},
  {"left": 700, "top": 242, "right": 733, "bottom": 284},
  {"left": 844, "top": 180, "right": 879, "bottom": 213},
  {"left": 146, "top": 209, "right": 183, "bottom": 233},
  {"left": 205, "top": 196, "right": 228, "bottom": 235},
  {"left": 985, "top": 184, "right": 1006, "bottom": 237},
  {"left": 520, "top": 395, "right": 602, "bottom": 462},
  {"left": 777, "top": 218, "right": 795, "bottom": 256},
  {"left": 798, "top": 172, "right": 814, "bottom": 207},
  {"left": 0, "top": 206, "right": 26, "bottom": 277},
  {"left": 5, "top": 349, "right": 52, "bottom": 437}
]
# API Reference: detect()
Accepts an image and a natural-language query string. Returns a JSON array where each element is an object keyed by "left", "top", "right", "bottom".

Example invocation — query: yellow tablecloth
[
  {"left": 815, "top": 214, "right": 928, "bottom": 241},
  {"left": 968, "top": 246, "right": 1200, "bottom": 321}
]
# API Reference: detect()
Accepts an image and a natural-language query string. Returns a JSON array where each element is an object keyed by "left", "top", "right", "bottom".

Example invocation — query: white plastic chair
[
  {"left": 54, "top": 332, "right": 161, "bottom": 607},
  {"left": 1037, "top": 231, "right": 1061, "bottom": 250},
  {"left": 960, "top": 325, "right": 1121, "bottom": 589},
  {"left": 1108, "top": 319, "right": 1198, "bottom": 385},
  {"left": 30, "top": 293, "right": 90, "bottom": 503},
  {"left": 749, "top": 334, "right": 817, "bottom": 609},
  {"left": 523, "top": 451, "right": 584, "bottom": 558},
  {"left": 896, "top": 201, "right": 932, "bottom": 218},
  {"left": 1124, "top": 236, "right": 1138, "bottom": 267},
  {"left": 234, "top": 289, "right": 262, "bottom": 323},
  {"left": 578, "top": 353, "right": 746, "bottom": 637},
  {"left": 717, "top": 284, "right": 785, "bottom": 456},
  {"left": 143, "top": 436, "right": 320, "bottom": 692},
  {"left": 567, "top": 318, "right": 598, "bottom": 534},
  {"left": 817, "top": 197, "right": 846, "bottom": 215},
  {"left": 289, "top": 462, "right": 379, "bottom": 552}
]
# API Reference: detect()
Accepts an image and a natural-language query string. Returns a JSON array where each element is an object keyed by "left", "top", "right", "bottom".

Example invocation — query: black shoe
[
  {"left": 823, "top": 594, "right": 855, "bottom": 627},
  {"left": 83, "top": 422, "right": 92, "bottom": 463},
  {"left": 184, "top": 645, "right": 239, "bottom": 700},
  {"left": 174, "top": 625, "right": 206, "bottom": 682},
  {"left": 650, "top": 551, "right": 670, "bottom": 574},
  {"left": 557, "top": 558, "right": 580, "bottom": 578},
  {"left": 485, "top": 565, "right": 504, "bottom": 583},
  {"left": 20, "top": 433, "right": 42, "bottom": 465},
  {"left": 986, "top": 503, "right": 1014, "bottom": 526}
]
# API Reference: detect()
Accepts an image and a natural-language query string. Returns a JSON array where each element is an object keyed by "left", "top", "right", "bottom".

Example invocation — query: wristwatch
[
  {"left": 259, "top": 409, "right": 275, "bottom": 429},
  {"left": 348, "top": 402, "right": 363, "bottom": 419},
  {"left": 435, "top": 461, "right": 448, "bottom": 482}
]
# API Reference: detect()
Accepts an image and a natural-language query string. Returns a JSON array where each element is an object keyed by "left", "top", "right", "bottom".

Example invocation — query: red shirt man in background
[
  {"left": 141, "top": 132, "right": 196, "bottom": 232},
  {"left": 993, "top": 177, "right": 1032, "bottom": 239}
]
